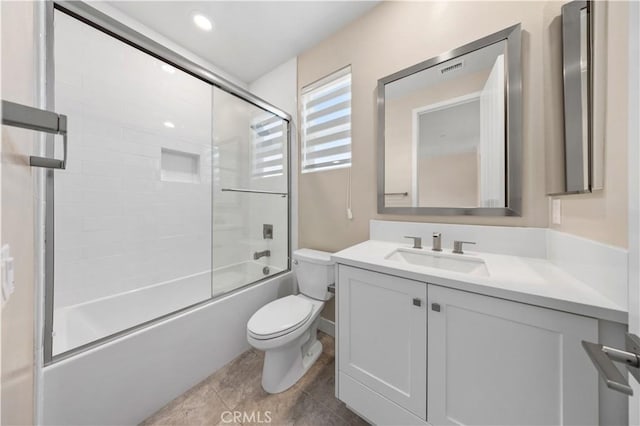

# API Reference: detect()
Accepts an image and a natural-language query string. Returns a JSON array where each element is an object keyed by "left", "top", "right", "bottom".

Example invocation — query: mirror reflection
[{"left": 384, "top": 41, "right": 507, "bottom": 208}]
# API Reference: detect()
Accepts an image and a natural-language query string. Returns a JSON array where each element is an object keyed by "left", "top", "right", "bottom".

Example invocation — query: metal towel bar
[
  {"left": 1, "top": 100, "right": 68, "bottom": 169},
  {"left": 582, "top": 333, "right": 640, "bottom": 396},
  {"left": 221, "top": 188, "right": 288, "bottom": 197}
]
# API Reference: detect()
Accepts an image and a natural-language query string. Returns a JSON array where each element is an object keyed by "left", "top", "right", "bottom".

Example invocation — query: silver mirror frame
[
  {"left": 377, "top": 24, "right": 522, "bottom": 216},
  {"left": 559, "top": 0, "right": 592, "bottom": 194}
]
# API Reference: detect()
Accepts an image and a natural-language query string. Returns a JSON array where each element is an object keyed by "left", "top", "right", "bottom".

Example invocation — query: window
[
  {"left": 252, "top": 114, "right": 285, "bottom": 178},
  {"left": 301, "top": 66, "right": 352, "bottom": 173}
]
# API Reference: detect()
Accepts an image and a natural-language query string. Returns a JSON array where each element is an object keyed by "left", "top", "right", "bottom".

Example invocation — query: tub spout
[{"left": 254, "top": 250, "right": 271, "bottom": 260}]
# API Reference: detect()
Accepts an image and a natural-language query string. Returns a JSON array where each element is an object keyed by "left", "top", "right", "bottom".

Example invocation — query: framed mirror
[
  {"left": 555, "top": 0, "right": 603, "bottom": 194},
  {"left": 377, "top": 24, "right": 522, "bottom": 216}
]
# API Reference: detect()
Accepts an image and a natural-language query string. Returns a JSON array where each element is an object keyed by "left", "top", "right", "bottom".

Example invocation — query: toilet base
[{"left": 261, "top": 330, "right": 323, "bottom": 394}]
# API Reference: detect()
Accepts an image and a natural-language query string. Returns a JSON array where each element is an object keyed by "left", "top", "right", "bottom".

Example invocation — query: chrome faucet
[
  {"left": 404, "top": 236, "right": 422, "bottom": 249},
  {"left": 452, "top": 240, "right": 475, "bottom": 254},
  {"left": 254, "top": 250, "right": 271, "bottom": 260},
  {"left": 432, "top": 232, "right": 442, "bottom": 252}
]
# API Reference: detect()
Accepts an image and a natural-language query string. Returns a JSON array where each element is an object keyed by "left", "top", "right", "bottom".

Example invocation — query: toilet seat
[{"left": 247, "top": 295, "right": 313, "bottom": 340}]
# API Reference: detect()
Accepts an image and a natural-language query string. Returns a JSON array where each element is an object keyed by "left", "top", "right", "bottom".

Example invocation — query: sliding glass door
[{"left": 48, "top": 5, "right": 289, "bottom": 360}]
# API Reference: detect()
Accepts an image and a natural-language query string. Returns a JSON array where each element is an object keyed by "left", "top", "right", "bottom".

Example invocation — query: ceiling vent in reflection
[{"left": 440, "top": 60, "right": 464, "bottom": 75}]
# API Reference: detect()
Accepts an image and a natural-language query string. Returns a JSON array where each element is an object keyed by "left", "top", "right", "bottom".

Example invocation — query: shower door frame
[{"left": 43, "top": 1, "right": 293, "bottom": 365}]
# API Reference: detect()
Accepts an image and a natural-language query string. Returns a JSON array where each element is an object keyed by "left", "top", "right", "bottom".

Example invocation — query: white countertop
[{"left": 331, "top": 240, "right": 627, "bottom": 324}]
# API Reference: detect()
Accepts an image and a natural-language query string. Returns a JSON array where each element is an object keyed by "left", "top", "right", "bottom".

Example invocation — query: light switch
[{"left": 552, "top": 199, "right": 562, "bottom": 225}]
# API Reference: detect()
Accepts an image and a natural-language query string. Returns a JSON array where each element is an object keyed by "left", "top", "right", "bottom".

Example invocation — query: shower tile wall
[{"left": 53, "top": 12, "right": 213, "bottom": 350}]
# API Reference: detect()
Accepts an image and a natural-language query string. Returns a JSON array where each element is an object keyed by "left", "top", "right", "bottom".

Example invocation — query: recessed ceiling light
[
  {"left": 161, "top": 64, "right": 176, "bottom": 74},
  {"left": 163, "top": 121, "right": 175, "bottom": 129},
  {"left": 193, "top": 13, "right": 213, "bottom": 32}
]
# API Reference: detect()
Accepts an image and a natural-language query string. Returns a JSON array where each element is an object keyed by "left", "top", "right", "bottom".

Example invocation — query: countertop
[{"left": 331, "top": 240, "right": 627, "bottom": 324}]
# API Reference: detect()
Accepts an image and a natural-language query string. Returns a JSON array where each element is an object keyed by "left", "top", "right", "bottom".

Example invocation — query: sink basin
[{"left": 385, "top": 248, "right": 489, "bottom": 277}]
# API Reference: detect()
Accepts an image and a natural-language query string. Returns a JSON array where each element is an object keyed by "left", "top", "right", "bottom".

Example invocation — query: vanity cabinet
[
  {"left": 427, "top": 284, "right": 598, "bottom": 426},
  {"left": 336, "top": 265, "right": 600, "bottom": 426},
  {"left": 337, "top": 265, "right": 427, "bottom": 423}
]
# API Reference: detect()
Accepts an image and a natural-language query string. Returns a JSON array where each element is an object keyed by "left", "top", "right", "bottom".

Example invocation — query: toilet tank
[{"left": 293, "top": 249, "right": 334, "bottom": 301}]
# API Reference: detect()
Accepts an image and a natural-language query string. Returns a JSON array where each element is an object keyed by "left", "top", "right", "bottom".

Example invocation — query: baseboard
[{"left": 318, "top": 317, "right": 335, "bottom": 337}]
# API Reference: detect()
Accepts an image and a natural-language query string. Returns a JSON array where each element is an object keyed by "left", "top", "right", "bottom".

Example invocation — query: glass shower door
[
  {"left": 52, "top": 10, "right": 213, "bottom": 355},
  {"left": 49, "top": 6, "right": 290, "bottom": 361},
  {"left": 211, "top": 88, "right": 289, "bottom": 296}
]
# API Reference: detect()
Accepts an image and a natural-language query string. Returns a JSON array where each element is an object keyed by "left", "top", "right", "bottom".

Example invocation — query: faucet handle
[
  {"left": 404, "top": 236, "right": 422, "bottom": 249},
  {"left": 452, "top": 240, "right": 475, "bottom": 254}
]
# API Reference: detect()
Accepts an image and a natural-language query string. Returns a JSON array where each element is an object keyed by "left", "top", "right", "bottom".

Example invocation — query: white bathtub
[
  {"left": 43, "top": 266, "right": 292, "bottom": 425},
  {"left": 53, "top": 261, "right": 282, "bottom": 355}
]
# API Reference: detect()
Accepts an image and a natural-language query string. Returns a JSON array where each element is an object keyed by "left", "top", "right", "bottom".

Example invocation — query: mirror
[
  {"left": 378, "top": 24, "right": 522, "bottom": 216},
  {"left": 555, "top": 0, "right": 603, "bottom": 194}
]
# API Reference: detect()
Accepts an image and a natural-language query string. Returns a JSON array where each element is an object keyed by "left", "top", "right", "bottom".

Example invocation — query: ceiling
[{"left": 107, "top": 1, "right": 379, "bottom": 84}]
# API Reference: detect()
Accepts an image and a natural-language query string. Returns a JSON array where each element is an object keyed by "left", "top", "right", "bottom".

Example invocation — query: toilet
[{"left": 247, "top": 248, "right": 334, "bottom": 394}]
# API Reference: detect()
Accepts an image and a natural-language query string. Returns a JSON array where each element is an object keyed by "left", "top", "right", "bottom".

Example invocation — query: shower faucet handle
[{"left": 404, "top": 236, "right": 422, "bottom": 249}]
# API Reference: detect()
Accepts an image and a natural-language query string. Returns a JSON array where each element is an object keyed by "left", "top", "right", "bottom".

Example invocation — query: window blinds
[
  {"left": 252, "top": 115, "right": 285, "bottom": 178},
  {"left": 301, "top": 66, "right": 352, "bottom": 173}
]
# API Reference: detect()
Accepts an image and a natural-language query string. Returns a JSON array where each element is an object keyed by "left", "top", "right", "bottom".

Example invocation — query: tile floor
[{"left": 141, "top": 332, "right": 369, "bottom": 426}]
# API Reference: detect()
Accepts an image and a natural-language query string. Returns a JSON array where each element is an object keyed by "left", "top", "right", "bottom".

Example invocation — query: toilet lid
[{"left": 247, "top": 295, "right": 313, "bottom": 338}]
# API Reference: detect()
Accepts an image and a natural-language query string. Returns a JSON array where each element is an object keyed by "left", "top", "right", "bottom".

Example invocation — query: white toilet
[{"left": 247, "top": 248, "right": 334, "bottom": 394}]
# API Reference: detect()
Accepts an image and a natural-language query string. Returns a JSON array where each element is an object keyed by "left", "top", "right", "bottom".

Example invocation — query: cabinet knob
[
  {"left": 431, "top": 303, "right": 441, "bottom": 312},
  {"left": 413, "top": 298, "right": 422, "bottom": 307}
]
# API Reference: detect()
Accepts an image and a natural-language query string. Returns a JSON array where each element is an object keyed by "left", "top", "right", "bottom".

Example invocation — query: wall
[
  {"left": 1, "top": 1, "right": 37, "bottom": 424},
  {"left": 549, "top": 1, "right": 629, "bottom": 248},
  {"left": 626, "top": 1, "right": 640, "bottom": 423},
  {"left": 297, "top": 0, "right": 629, "bottom": 253},
  {"left": 420, "top": 152, "right": 478, "bottom": 207},
  {"left": 298, "top": 1, "right": 553, "bottom": 254}
]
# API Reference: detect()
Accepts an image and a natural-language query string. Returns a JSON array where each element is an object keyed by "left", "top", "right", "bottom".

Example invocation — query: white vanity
[{"left": 333, "top": 222, "right": 628, "bottom": 426}]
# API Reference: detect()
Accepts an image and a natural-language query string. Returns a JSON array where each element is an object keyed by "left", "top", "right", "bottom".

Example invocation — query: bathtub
[
  {"left": 43, "top": 266, "right": 292, "bottom": 425},
  {"left": 53, "top": 261, "right": 282, "bottom": 355}
]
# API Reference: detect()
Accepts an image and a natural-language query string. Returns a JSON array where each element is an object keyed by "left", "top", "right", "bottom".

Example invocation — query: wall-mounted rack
[{"left": 1, "top": 100, "right": 68, "bottom": 169}]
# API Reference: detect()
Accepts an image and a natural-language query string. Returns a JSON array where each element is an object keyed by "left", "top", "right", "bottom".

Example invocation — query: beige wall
[
  {"left": 298, "top": 1, "right": 552, "bottom": 254},
  {"left": 298, "top": 0, "right": 629, "bottom": 257},
  {"left": 420, "top": 152, "right": 479, "bottom": 207},
  {"left": 549, "top": 1, "right": 629, "bottom": 248},
  {"left": 1, "top": 1, "right": 37, "bottom": 424}
]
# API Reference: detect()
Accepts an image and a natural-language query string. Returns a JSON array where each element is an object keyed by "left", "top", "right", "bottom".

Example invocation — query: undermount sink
[{"left": 385, "top": 248, "right": 489, "bottom": 277}]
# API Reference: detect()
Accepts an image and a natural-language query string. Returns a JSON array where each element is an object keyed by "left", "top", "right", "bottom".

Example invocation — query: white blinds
[
  {"left": 301, "top": 66, "right": 352, "bottom": 173},
  {"left": 252, "top": 115, "right": 285, "bottom": 178}
]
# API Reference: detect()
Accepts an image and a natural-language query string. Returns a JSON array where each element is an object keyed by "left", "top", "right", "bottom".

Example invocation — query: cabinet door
[
  {"left": 428, "top": 284, "right": 598, "bottom": 426},
  {"left": 338, "top": 265, "right": 427, "bottom": 420}
]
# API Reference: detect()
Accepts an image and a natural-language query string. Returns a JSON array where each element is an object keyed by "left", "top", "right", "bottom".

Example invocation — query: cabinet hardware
[
  {"left": 431, "top": 303, "right": 441, "bottom": 312},
  {"left": 413, "top": 298, "right": 422, "bottom": 307}
]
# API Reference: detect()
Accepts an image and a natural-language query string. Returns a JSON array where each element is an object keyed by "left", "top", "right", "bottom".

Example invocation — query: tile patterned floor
[{"left": 141, "top": 332, "right": 368, "bottom": 426}]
